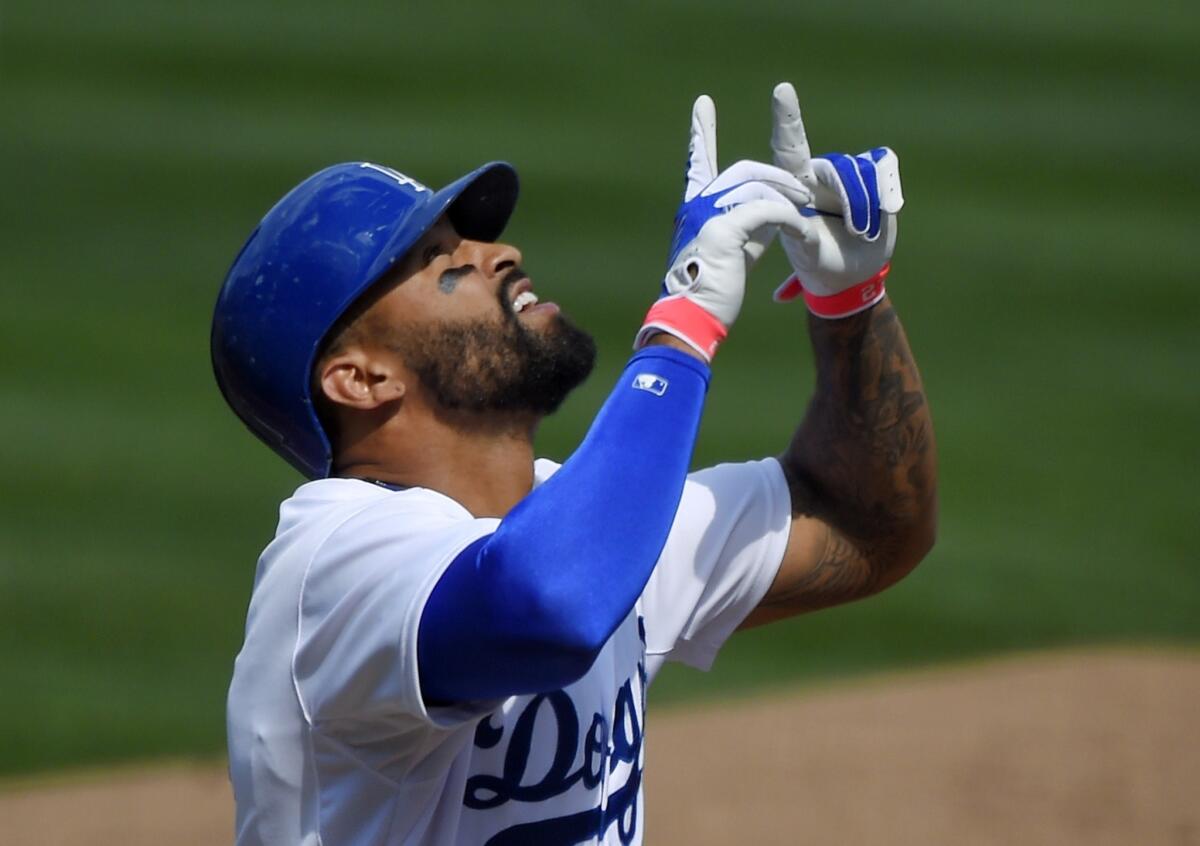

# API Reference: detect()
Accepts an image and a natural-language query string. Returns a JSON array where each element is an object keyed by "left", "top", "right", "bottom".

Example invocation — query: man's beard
[{"left": 385, "top": 276, "right": 597, "bottom": 416}]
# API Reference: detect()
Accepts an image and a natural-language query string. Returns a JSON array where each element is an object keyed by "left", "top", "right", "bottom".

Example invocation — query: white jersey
[{"left": 227, "top": 457, "right": 791, "bottom": 845}]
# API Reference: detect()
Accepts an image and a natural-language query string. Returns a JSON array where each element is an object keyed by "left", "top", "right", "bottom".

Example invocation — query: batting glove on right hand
[
  {"left": 636, "top": 94, "right": 811, "bottom": 360},
  {"left": 769, "top": 82, "right": 905, "bottom": 319}
]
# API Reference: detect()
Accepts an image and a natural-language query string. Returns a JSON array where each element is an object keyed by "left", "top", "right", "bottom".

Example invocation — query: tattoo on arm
[{"left": 772, "top": 297, "right": 937, "bottom": 612}]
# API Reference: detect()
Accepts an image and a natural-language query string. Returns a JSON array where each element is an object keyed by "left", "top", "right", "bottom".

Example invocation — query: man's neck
[{"left": 335, "top": 412, "right": 539, "bottom": 518}]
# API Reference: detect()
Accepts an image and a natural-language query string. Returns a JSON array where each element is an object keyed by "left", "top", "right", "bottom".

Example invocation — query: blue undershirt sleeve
[{"left": 417, "top": 345, "right": 710, "bottom": 703}]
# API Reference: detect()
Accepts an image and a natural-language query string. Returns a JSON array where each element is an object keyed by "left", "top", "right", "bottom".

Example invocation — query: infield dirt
[{"left": 4, "top": 648, "right": 1197, "bottom": 845}]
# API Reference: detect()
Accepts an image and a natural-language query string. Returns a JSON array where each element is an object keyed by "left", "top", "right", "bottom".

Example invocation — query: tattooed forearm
[{"left": 773, "top": 296, "right": 937, "bottom": 610}]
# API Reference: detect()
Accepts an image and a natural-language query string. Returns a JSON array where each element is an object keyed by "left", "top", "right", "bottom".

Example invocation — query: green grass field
[{"left": 2, "top": 0, "right": 1197, "bottom": 776}]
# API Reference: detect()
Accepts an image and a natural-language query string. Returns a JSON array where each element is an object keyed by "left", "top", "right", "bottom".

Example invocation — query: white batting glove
[
  {"left": 769, "top": 82, "right": 905, "bottom": 319},
  {"left": 636, "top": 94, "right": 812, "bottom": 360}
]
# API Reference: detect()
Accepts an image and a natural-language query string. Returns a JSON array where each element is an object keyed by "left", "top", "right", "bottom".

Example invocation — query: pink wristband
[
  {"left": 635, "top": 295, "right": 728, "bottom": 361},
  {"left": 788, "top": 263, "right": 891, "bottom": 319}
]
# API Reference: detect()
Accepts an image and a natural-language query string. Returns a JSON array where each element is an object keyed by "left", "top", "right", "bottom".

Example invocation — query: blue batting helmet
[{"left": 211, "top": 160, "right": 519, "bottom": 479}]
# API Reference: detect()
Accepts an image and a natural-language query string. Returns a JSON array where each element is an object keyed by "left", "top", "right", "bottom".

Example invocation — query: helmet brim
[{"left": 363, "top": 161, "right": 519, "bottom": 287}]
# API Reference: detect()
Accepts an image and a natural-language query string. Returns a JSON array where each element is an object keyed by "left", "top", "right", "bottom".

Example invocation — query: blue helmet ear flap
[{"left": 211, "top": 160, "right": 520, "bottom": 479}]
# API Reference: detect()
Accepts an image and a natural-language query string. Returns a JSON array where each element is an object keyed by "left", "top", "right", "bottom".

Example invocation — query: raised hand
[
  {"left": 636, "top": 94, "right": 812, "bottom": 360},
  {"left": 769, "top": 81, "right": 904, "bottom": 318}
]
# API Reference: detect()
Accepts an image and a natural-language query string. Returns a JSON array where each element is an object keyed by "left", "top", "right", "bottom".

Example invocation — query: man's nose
[{"left": 474, "top": 240, "right": 523, "bottom": 280}]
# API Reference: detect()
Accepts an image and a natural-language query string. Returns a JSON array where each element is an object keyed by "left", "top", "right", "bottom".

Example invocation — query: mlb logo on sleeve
[{"left": 632, "top": 373, "right": 668, "bottom": 396}]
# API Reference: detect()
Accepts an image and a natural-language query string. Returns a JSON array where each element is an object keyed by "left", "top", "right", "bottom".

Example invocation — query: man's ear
[{"left": 318, "top": 349, "right": 406, "bottom": 411}]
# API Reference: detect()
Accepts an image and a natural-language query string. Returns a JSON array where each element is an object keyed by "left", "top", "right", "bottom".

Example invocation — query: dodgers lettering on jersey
[{"left": 462, "top": 617, "right": 647, "bottom": 845}]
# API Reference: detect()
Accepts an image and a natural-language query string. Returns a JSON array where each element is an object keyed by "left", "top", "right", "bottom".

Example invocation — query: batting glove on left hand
[
  {"left": 636, "top": 94, "right": 811, "bottom": 360},
  {"left": 769, "top": 82, "right": 905, "bottom": 319}
]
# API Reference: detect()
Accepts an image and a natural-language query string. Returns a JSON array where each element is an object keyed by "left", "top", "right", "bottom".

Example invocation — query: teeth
[{"left": 512, "top": 290, "right": 539, "bottom": 313}]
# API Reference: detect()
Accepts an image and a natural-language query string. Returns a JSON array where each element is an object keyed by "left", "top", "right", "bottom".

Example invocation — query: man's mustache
[{"left": 499, "top": 268, "right": 531, "bottom": 314}]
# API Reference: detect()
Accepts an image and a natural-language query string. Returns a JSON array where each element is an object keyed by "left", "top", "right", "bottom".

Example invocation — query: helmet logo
[{"left": 359, "top": 162, "right": 429, "bottom": 193}]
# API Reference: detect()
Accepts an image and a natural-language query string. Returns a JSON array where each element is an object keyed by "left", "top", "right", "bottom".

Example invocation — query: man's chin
[{"left": 525, "top": 314, "right": 597, "bottom": 414}]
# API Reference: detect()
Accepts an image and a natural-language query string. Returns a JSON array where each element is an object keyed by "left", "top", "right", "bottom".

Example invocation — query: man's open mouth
[{"left": 512, "top": 290, "right": 539, "bottom": 313}]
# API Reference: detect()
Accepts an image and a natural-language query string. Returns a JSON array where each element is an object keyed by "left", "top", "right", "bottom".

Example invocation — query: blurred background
[{"left": 1, "top": 0, "right": 1197, "bottom": 783}]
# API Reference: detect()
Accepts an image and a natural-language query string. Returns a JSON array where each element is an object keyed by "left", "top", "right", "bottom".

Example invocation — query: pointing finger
[
  {"left": 770, "top": 82, "right": 812, "bottom": 180},
  {"left": 684, "top": 95, "right": 719, "bottom": 201}
]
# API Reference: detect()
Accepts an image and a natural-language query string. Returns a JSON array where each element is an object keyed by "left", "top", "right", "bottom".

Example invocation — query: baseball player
[{"left": 213, "top": 82, "right": 936, "bottom": 845}]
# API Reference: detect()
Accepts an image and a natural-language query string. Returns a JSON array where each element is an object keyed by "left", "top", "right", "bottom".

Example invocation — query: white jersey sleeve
[
  {"left": 640, "top": 457, "right": 792, "bottom": 672},
  {"left": 291, "top": 490, "right": 501, "bottom": 733}
]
